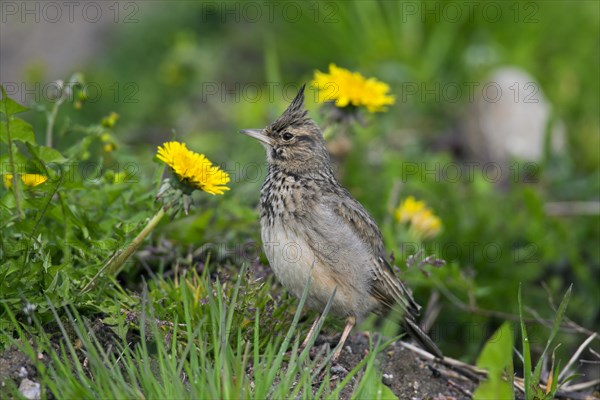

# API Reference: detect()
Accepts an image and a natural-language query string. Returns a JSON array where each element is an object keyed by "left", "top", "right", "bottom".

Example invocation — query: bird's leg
[
  {"left": 332, "top": 316, "right": 356, "bottom": 362},
  {"left": 301, "top": 314, "right": 321, "bottom": 349}
]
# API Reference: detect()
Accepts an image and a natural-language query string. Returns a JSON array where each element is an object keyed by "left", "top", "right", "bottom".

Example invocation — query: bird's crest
[{"left": 270, "top": 84, "right": 311, "bottom": 132}]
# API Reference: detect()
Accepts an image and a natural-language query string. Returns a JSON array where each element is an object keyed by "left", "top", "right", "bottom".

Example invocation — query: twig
[
  {"left": 383, "top": 179, "right": 402, "bottom": 227},
  {"left": 513, "top": 376, "right": 525, "bottom": 393},
  {"left": 437, "top": 283, "right": 598, "bottom": 336},
  {"left": 447, "top": 379, "right": 473, "bottom": 398},
  {"left": 403, "top": 329, "right": 600, "bottom": 398},
  {"left": 541, "top": 281, "right": 559, "bottom": 312},
  {"left": 558, "top": 332, "right": 598, "bottom": 382},
  {"left": 561, "top": 378, "right": 600, "bottom": 392},
  {"left": 422, "top": 291, "right": 441, "bottom": 333},
  {"left": 427, "top": 364, "right": 472, "bottom": 383},
  {"left": 399, "top": 341, "right": 486, "bottom": 382},
  {"left": 545, "top": 201, "right": 600, "bottom": 216},
  {"left": 541, "top": 282, "right": 594, "bottom": 336}
]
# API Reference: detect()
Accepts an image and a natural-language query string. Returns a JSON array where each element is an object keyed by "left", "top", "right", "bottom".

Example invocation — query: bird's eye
[{"left": 282, "top": 132, "right": 294, "bottom": 141}]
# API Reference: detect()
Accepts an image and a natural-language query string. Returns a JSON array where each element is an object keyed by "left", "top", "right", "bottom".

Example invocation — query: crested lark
[{"left": 241, "top": 85, "right": 442, "bottom": 361}]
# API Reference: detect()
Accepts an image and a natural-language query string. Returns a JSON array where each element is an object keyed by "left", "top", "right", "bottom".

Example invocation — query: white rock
[
  {"left": 19, "top": 378, "right": 41, "bottom": 400},
  {"left": 17, "top": 367, "right": 28, "bottom": 378},
  {"left": 464, "top": 67, "right": 565, "bottom": 163}
]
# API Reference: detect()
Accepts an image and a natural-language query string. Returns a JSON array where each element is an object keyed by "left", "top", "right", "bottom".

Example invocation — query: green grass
[
  {"left": 518, "top": 284, "right": 576, "bottom": 399},
  {"left": 3, "top": 264, "right": 395, "bottom": 399}
]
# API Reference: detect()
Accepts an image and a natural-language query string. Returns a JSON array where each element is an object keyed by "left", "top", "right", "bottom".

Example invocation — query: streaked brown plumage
[{"left": 241, "top": 85, "right": 442, "bottom": 360}]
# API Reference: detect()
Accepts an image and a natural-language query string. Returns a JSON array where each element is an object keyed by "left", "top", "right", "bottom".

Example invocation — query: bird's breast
[
  {"left": 259, "top": 171, "right": 321, "bottom": 223},
  {"left": 259, "top": 190, "right": 379, "bottom": 318}
]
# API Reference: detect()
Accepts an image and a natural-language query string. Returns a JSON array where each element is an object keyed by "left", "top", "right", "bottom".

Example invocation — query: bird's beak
[{"left": 239, "top": 129, "right": 273, "bottom": 146}]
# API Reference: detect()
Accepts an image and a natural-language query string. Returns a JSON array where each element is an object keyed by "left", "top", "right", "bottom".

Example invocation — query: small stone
[
  {"left": 18, "top": 378, "right": 41, "bottom": 400},
  {"left": 36, "top": 353, "right": 44, "bottom": 360},
  {"left": 344, "top": 345, "right": 352, "bottom": 354},
  {"left": 18, "top": 367, "right": 28, "bottom": 378},
  {"left": 331, "top": 365, "right": 348, "bottom": 375},
  {"left": 382, "top": 373, "right": 394, "bottom": 386}
]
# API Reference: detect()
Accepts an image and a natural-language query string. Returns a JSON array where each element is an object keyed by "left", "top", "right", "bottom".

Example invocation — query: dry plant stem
[
  {"left": 561, "top": 378, "right": 600, "bottom": 392},
  {"left": 558, "top": 332, "right": 598, "bottom": 382},
  {"left": 399, "top": 341, "right": 486, "bottom": 382},
  {"left": 422, "top": 291, "right": 441, "bottom": 333},
  {"left": 406, "top": 335, "right": 600, "bottom": 399},
  {"left": 383, "top": 179, "right": 402, "bottom": 227},
  {"left": 545, "top": 201, "right": 600, "bottom": 216},
  {"left": 4, "top": 110, "right": 24, "bottom": 220},
  {"left": 404, "top": 341, "right": 598, "bottom": 399},
  {"left": 108, "top": 208, "right": 166, "bottom": 276},
  {"left": 438, "top": 283, "right": 597, "bottom": 336},
  {"left": 541, "top": 282, "right": 596, "bottom": 337},
  {"left": 446, "top": 379, "right": 473, "bottom": 398},
  {"left": 46, "top": 96, "right": 64, "bottom": 148}
]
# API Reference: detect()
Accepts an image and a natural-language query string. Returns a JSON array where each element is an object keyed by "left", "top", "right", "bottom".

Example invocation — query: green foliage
[
  {"left": 473, "top": 322, "right": 514, "bottom": 400},
  {"left": 519, "top": 284, "right": 572, "bottom": 400},
  {"left": 474, "top": 285, "right": 574, "bottom": 399},
  {"left": 2, "top": 266, "right": 389, "bottom": 399},
  {"left": 1, "top": 1, "right": 598, "bottom": 396},
  {"left": 0, "top": 83, "right": 154, "bottom": 337}
]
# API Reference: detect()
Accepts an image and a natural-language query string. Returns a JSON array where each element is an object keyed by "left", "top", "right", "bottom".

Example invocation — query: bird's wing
[{"left": 321, "top": 187, "right": 421, "bottom": 317}]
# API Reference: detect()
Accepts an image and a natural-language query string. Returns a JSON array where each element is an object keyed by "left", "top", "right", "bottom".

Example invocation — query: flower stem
[
  {"left": 46, "top": 97, "right": 64, "bottom": 148},
  {"left": 80, "top": 207, "right": 165, "bottom": 294},
  {"left": 110, "top": 207, "right": 165, "bottom": 275},
  {"left": 4, "top": 108, "right": 24, "bottom": 220}
]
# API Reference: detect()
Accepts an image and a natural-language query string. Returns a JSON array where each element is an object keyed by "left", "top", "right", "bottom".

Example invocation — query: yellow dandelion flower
[
  {"left": 395, "top": 196, "right": 442, "bottom": 239},
  {"left": 3, "top": 173, "right": 48, "bottom": 189},
  {"left": 411, "top": 209, "right": 442, "bottom": 239},
  {"left": 156, "top": 141, "right": 230, "bottom": 195},
  {"left": 395, "top": 196, "right": 426, "bottom": 223},
  {"left": 312, "top": 63, "right": 395, "bottom": 113}
]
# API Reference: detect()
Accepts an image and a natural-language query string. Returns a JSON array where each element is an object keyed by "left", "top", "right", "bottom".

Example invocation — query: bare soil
[{"left": 314, "top": 332, "right": 476, "bottom": 399}]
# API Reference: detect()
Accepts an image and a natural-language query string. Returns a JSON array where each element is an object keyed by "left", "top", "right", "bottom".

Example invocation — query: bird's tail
[{"left": 403, "top": 317, "right": 443, "bottom": 359}]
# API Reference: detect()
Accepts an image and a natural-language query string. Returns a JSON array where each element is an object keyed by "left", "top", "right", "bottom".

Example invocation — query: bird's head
[{"left": 240, "top": 85, "right": 330, "bottom": 174}]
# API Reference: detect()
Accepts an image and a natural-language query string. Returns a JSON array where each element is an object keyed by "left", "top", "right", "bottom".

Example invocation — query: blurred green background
[{"left": 2, "top": 0, "right": 598, "bottom": 361}]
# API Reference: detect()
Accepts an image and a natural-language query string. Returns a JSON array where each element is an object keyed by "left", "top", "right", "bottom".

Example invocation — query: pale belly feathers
[{"left": 261, "top": 205, "right": 379, "bottom": 319}]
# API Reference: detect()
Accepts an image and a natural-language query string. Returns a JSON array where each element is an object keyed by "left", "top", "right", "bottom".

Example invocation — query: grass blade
[
  {"left": 518, "top": 284, "right": 532, "bottom": 399},
  {"left": 531, "top": 284, "right": 572, "bottom": 389}
]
